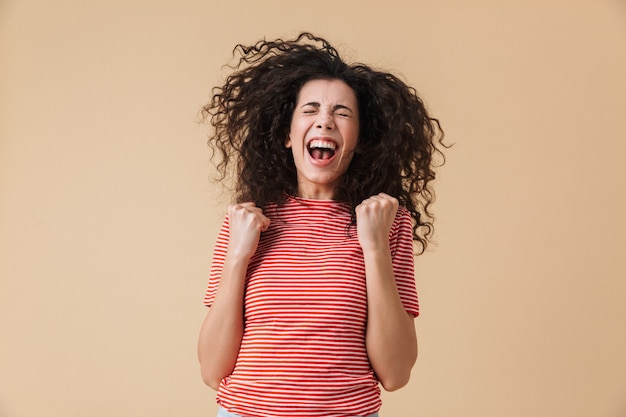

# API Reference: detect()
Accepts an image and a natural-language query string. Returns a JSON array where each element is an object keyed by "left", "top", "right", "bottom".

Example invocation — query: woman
[{"left": 198, "top": 32, "right": 445, "bottom": 417}]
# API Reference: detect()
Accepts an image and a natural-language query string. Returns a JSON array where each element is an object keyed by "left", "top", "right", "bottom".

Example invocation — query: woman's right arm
[{"left": 197, "top": 202, "right": 269, "bottom": 390}]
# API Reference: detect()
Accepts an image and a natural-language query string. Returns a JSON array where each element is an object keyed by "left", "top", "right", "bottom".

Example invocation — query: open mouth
[{"left": 307, "top": 139, "right": 337, "bottom": 160}]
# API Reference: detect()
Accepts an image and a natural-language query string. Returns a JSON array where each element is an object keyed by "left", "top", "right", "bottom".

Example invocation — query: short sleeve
[
  {"left": 203, "top": 215, "right": 230, "bottom": 307},
  {"left": 389, "top": 207, "right": 420, "bottom": 317}
]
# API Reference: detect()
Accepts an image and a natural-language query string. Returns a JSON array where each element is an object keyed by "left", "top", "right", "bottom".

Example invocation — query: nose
[{"left": 315, "top": 111, "right": 334, "bottom": 130}]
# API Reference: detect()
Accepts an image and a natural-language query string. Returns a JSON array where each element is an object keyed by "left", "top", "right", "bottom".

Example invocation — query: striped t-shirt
[{"left": 204, "top": 195, "right": 419, "bottom": 417}]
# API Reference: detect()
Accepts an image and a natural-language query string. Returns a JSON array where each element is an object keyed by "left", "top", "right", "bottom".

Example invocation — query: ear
[{"left": 285, "top": 134, "right": 292, "bottom": 148}]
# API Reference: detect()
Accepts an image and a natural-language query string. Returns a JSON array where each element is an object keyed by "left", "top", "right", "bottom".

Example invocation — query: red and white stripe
[{"left": 204, "top": 196, "right": 419, "bottom": 417}]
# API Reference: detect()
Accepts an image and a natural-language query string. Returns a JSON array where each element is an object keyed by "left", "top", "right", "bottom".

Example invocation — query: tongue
[{"left": 311, "top": 149, "right": 333, "bottom": 160}]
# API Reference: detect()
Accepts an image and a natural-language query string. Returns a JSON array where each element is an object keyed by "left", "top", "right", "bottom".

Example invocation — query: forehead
[{"left": 296, "top": 79, "right": 357, "bottom": 105}]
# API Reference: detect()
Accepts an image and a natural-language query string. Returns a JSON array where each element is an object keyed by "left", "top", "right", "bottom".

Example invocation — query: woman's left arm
[{"left": 356, "top": 193, "right": 418, "bottom": 392}]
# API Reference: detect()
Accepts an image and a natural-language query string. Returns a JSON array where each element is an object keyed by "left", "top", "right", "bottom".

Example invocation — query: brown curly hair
[{"left": 200, "top": 32, "right": 446, "bottom": 253}]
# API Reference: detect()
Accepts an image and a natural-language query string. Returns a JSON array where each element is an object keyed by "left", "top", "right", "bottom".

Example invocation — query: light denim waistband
[{"left": 218, "top": 406, "right": 379, "bottom": 417}]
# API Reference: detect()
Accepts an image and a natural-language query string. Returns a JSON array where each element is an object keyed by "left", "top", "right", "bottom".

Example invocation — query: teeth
[{"left": 308, "top": 140, "right": 336, "bottom": 150}]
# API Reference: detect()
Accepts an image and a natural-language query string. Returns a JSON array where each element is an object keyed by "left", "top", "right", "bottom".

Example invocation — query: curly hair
[{"left": 200, "top": 32, "right": 446, "bottom": 253}]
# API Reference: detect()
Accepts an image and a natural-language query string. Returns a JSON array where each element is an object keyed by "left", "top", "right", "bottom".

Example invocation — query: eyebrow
[{"left": 301, "top": 102, "right": 354, "bottom": 113}]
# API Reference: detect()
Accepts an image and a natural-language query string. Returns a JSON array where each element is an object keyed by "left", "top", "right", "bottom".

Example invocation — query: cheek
[
  {"left": 286, "top": 121, "right": 302, "bottom": 148},
  {"left": 344, "top": 127, "right": 360, "bottom": 150}
]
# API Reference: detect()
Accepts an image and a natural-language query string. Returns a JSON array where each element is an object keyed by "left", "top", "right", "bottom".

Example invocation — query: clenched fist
[
  {"left": 226, "top": 202, "right": 270, "bottom": 260},
  {"left": 355, "top": 193, "right": 399, "bottom": 252}
]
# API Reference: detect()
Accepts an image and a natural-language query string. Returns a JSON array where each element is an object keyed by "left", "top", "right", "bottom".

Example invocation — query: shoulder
[{"left": 395, "top": 205, "right": 412, "bottom": 224}]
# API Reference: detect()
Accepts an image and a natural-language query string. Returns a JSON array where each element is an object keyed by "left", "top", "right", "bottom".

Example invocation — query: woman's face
[{"left": 286, "top": 78, "right": 359, "bottom": 199}]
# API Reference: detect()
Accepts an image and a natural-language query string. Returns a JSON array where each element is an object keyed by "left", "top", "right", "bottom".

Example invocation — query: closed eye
[
  {"left": 299, "top": 103, "right": 353, "bottom": 117},
  {"left": 334, "top": 105, "right": 353, "bottom": 118},
  {"left": 301, "top": 103, "right": 319, "bottom": 114}
]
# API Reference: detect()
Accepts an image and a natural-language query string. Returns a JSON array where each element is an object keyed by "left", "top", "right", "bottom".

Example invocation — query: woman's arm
[
  {"left": 197, "top": 202, "right": 269, "bottom": 390},
  {"left": 357, "top": 194, "right": 418, "bottom": 391}
]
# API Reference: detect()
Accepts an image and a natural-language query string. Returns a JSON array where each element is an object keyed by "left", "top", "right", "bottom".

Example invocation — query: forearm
[
  {"left": 197, "top": 254, "right": 248, "bottom": 390},
  {"left": 364, "top": 247, "right": 418, "bottom": 391}
]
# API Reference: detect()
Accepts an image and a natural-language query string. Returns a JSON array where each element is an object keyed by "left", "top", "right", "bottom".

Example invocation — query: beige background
[{"left": 1, "top": 0, "right": 625, "bottom": 416}]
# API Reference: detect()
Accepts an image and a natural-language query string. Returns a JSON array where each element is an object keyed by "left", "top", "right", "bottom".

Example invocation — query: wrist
[
  {"left": 226, "top": 243, "right": 256, "bottom": 262},
  {"left": 360, "top": 241, "right": 391, "bottom": 255}
]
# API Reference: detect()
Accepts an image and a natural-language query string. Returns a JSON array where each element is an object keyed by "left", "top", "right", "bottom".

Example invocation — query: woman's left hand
[{"left": 355, "top": 192, "right": 399, "bottom": 252}]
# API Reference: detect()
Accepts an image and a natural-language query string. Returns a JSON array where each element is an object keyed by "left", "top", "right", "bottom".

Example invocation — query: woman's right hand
[
  {"left": 199, "top": 203, "right": 267, "bottom": 390},
  {"left": 226, "top": 202, "right": 270, "bottom": 260}
]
